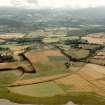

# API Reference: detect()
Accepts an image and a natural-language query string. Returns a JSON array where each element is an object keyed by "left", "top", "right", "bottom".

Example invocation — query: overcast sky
[{"left": 0, "top": 0, "right": 105, "bottom": 9}]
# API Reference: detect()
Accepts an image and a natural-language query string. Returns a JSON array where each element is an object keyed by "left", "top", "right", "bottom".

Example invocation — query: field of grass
[
  {"left": 21, "top": 67, "right": 69, "bottom": 80},
  {"left": 43, "top": 38, "right": 60, "bottom": 43},
  {"left": 43, "top": 35, "right": 80, "bottom": 43},
  {"left": 25, "top": 49, "right": 69, "bottom": 73},
  {"left": 0, "top": 64, "right": 105, "bottom": 105},
  {"left": 65, "top": 49, "right": 89, "bottom": 59},
  {"left": 0, "top": 86, "right": 105, "bottom": 105},
  {"left": 0, "top": 70, "right": 22, "bottom": 86},
  {"left": 48, "top": 56, "right": 67, "bottom": 61},
  {"left": 8, "top": 82, "right": 65, "bottom": 97},
  {"left": 34, "top": 60, "right": 67, "bottom": 71},
  {"left": 20, "top": 61, "right": 84, "bottom": 80},
  {"left": 1, "top": 31, "right": 105, "bottom": 105}
]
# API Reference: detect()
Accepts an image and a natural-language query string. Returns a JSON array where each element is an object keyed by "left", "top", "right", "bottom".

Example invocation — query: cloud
[
  {"left": 0, "top": 0, "right": 105, "bottom": 9},
  {"left": 10, "top": 0, "right": 25, "bottom": 6},
  {"left": 10, "top": 0, "right": 38, "bottom": 8},
  {"left": 25, "top": 0, "right": 38, "bottom": 4}
]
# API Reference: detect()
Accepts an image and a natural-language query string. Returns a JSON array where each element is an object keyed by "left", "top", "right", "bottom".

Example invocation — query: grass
[
  {"left": 21, "top": 66, "right": 70, "bottom": 80},
  {"left": 67, "top": 92, "right": 105, "bottom": 105},
  {"left": 48, "top": 56, "right": 68, "bottom": 61},
  {"left": 65, "top": 49, "right": 89, "bottom": 59},
  {"left": 33, "top": 60, "right": 68, "bottom": 72},
  {"left": 43, "top": 38, "right": 60, "bottom": 43},
  {"left": 8, "top": 82, "right": 65, "bottom": 97},
  {"left": 21, "top": 61, "right": 83, "bottom": 80},
  {"left": 0, "top": 78, "right": 105, "bottom": 105},
  {"left": 0, "top": 70, "right": 22, "bottom": 86},
  {"left": 1, "top": 86, "right": 105, "bottom": 105},
  {"left": 20, "top": 54, "right": 70, "bottom": 80}
]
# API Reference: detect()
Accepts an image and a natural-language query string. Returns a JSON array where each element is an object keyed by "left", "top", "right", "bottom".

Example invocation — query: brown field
[
  {"left": 82, "top": 33, "right": 105, "bottom": 44},
  {"left": 0, "top": 33, "right": 25, "bottom": 40},
  {"left": 0, "top": 62, "right": 19, "bottom": 70},
  {"left": 55, "top": 64, "right": 105, "bottom": 96},
  {"left": 24, "top": 48, "right": 69, "bottom": 72},
  {"left": 25, "top": 49, "right": 64, "bottom": 63},
  {"left": 79, "top": 44, "right": 100, "bottom": 50},
  {"left": 88, "top": 48, "right": 105, "bottom": 65}
]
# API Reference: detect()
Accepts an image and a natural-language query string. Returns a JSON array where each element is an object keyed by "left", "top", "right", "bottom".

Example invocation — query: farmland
[{"left": 1, "top": 30, "right": 105, "bottom": 105}]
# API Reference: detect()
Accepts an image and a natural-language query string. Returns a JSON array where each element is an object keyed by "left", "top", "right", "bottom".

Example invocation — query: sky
[{"left": 0, "top": 0, "right": 105, "bottom": 9}]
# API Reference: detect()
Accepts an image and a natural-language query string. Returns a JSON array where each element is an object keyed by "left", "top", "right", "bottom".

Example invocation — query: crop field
[
  {"left": 43, "top": 35, "right": 79, "bottom": 43},
  {"left": 25, "top": 49, "right": 64, "bottom": 62},
  {"left": 1, "top": 30, "right": 105, "bottom": 105},
  {"left": 0, "top": 62, "right": 19, "bottom": 69},
  {"left": 64, "top": 49, "right": 89, "bottom": 59},
  {"left": 43, "top": 38, "right": 60, "bottom": 43},
  {"left": 78, "top": 44, "right": 100, "bottom": 50},
  {"left": 6, "top": 63, "right": 105, "bottom": 105},
  {"left": 0, "top": 70, "right": 22, "bottom": 86},
  {"left": 82, "top": 33, "right": 105, "bottom": 44},
  {"left": 55, "top": 64, "right": 105, "bottom": 96},
  {"left": 8, "top": 82, "right": 65, "bottom": 97},
  {"left": 0, "top": 33, "right": 25, "bottom": 40},
  {"left": 25, "top": 49, "right": 69, "bottom": 72},
  {"left": 1, "top": 5, "right": 105, "bottom": 105},
  {"left": 19, "top": 62, "right": 84, "bottom": 80},
  {"left": 88, "top": 47, "right": 105, "bottom": 65}
]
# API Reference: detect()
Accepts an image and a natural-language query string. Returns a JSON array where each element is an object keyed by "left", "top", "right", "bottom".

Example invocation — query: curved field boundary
[
  {"left": 19, "top": 53, "right": 36, "bottom": 73},
  {"left": 10, "top": 73, "right": 70, "bottom": 86},
  {"left": 9, "top": 63, "right": 86, "bottom": 87}
]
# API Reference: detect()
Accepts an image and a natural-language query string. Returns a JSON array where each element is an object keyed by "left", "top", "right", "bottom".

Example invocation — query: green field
[
  {"left": 65, "top": 49, "right": 90, "bottom": 59},
  {"left": 0, "top": 70, "right": 22, "bottom": 86},
  {"left": 8, "top": 82, "right": 65, "bottom": 97},
  {"left": 21, "top": 66, "right": 70, "bottom": 80},
  {"left": 0, "top": 86, "right": 105, "bottom": 105}
]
